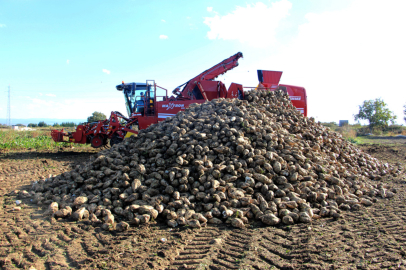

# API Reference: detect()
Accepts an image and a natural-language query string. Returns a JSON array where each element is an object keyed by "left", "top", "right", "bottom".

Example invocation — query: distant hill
[{"left": 0, "top": 118, "right": 86, "bottom": 126}]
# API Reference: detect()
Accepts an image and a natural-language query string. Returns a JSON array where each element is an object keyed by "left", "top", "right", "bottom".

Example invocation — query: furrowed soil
[{"left": 1, "top": 139, "right": 406, "bottom": 270}]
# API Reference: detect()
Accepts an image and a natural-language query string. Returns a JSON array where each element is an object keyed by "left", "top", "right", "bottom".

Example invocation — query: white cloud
[
  {"left": 66, "top": 59, "right": 70, "bottom": 64},
  {"left": 204, "top": 1, "right": 292, "bottom": 47},
  {"left": 26, "top": 97, "right": 55, "bottom": 108},
  {"left": 161, "top": 19, "right": 166, "bottom": 23},
  {"left": 264, "top": 0, "right": 406, "bottom": 123},
  {"left": 0, "top": 24, "right": 6, "bottom": 28},
  {"left": 102, "top": 69, "right": 111, "bottom": 74},
  {"left": 207, "top": 7, "right": 213, "bottom": 12},
  {"left": 211, "top": 0, "right": 406, "bottom": 124},
  {"left": 45, "top": 94, "right": 56, "bottom": 97},
  {"left": 159, "top": 35, "right": 168, "bottom": 39}
]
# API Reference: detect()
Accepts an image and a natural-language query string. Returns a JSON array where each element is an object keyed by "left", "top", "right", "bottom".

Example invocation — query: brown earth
[{"left": 1, "top": 140, "right": 406, "bottom": 270}]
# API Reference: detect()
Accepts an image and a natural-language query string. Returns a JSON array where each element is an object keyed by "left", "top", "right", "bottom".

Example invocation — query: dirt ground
[{"left": 1, "top": 139, "right": 406, "bottom": 270}]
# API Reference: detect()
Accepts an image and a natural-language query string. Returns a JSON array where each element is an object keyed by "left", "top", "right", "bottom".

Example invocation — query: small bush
[
  {"left": 371, "top": 127, "right": 383, "bottom": 136},
  {"left": 384, "top": 124, "right": 405, "bottom": 134},
  {"left": 356, "top": 126, "right": 372, "bottom": 136}
]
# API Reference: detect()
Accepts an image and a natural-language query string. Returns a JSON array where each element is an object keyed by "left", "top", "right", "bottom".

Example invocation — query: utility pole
[{"left": 7, "top": 84, "right": 11, "bottom": 127}]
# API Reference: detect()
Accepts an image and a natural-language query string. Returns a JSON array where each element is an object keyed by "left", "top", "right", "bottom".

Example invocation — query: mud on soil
[{"left": 1, "top": 141, "right": 406, "bottom": 270}]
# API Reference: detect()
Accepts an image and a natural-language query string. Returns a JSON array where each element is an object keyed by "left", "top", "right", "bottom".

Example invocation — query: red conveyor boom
[{"left": 175, "top": 52, "right": 243, "bottom": 99}]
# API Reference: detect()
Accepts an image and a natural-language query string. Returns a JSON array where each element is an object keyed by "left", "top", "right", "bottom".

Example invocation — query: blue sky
[{"left": 1, "top": 0, "right": 405, "bottom": 124}]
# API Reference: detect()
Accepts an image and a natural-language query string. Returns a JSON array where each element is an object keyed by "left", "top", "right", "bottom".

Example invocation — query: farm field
[
  {"left": 0, "top": 128, "right": 89, "bottom": 152},
  {"left": 0, "top": 138, "right": 406, "bottom": 270}
]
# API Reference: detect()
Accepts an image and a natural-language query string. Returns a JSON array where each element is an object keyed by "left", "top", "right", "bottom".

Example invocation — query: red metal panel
[
  {"left": 227, "top": 83, "right": 243, "bottom": 99},
  {"left": 258, "top": 70, "right": 283, "bottom": 85},
  {"left": 218, "top": 83, "right": 228, "bottom": 98},
  {"left": 138, "top": 116, "right": 158, "bottom": 130},
  {"left": 199, "top": 81, "right": 220, "bottom": 100},
  {"left": 72, "top": 125, "right": 87, "bottom": 144},
  {"left": 279, "top": 84, "right": 307, "bottom": 116},
  {"left": 157, "top": 100, "right": 205, "bottom": 121},
  {"left": 51, "top": 130, "right": 65, "bottom": 142}
]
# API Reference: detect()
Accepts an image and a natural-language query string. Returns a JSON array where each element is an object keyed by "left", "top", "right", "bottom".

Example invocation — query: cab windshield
[{"left": 122, "top": 84, "right": 148, "bottom": 116}]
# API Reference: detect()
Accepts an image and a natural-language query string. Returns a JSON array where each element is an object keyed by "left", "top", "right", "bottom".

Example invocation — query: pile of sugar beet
[{"left": 31, "top": 90, "right": 403, "bottom": 231}]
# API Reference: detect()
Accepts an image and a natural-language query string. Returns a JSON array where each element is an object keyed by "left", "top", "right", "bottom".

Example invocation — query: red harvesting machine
[
  {"left": 51, "top": 52, "right": 307, "bottom": 148},
  {"left": 51, "top": 111, "right": 137, "bottom": 148}
]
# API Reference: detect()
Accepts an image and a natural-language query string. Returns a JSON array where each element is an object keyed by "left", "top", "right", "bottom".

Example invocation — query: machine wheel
[
  {"left": 110, "top": 133, "right": 123, "bottom": 147},
  {"left": 90, "top": 135, "right": 105, "bottom": 148}
]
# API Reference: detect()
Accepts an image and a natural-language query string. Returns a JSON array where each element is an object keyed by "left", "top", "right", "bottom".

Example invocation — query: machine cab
[{"left": 116, "top": 82, "right": 155, "bottom": 117}]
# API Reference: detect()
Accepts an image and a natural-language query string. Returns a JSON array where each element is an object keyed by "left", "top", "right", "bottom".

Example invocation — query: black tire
[{"left": 110, "top": 133, "right": 123, "bottom": 147}]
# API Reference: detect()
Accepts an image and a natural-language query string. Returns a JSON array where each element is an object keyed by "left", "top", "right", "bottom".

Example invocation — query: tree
[
  {"left": 354, "top": 98, "right": 397, "bottom": 128},
  {"left": 38, "top": 121, "right": 48, "bottom": 127},
  {"left": 28, "top": 123, "right": 37, "bottom": 127},
  {"left": 61, "top": 122, "right": 75, "bottom": 127},
  {"left": 87, "top": 111, "right": 106, "bottom": 123}
]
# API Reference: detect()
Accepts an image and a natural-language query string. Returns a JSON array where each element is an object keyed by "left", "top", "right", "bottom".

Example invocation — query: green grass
[
  {"left": 350, "top": 136, "right": 374, "bottom": 144},
  {"left": 0, "top": 129, "right": 90, "bottom": 151},
  {"left": 346, "top": 136, "right": 371, "bottom": 145}
]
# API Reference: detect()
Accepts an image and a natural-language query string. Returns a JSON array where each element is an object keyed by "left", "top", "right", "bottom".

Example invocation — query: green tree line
[{"left": 28, "top": 121, "right": 78, "bottom": 128}]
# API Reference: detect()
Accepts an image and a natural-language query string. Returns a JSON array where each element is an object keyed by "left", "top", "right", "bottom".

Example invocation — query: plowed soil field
[{"left": 1, "top": 139, "right": 406, "bottom": 270}]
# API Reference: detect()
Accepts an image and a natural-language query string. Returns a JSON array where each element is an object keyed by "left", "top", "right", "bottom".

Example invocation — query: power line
[{"left": 7, "top": 84, "right": 11, "bottom": 126}]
